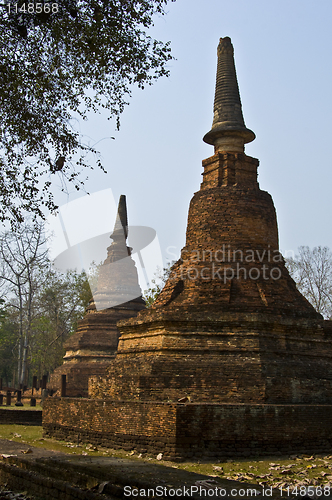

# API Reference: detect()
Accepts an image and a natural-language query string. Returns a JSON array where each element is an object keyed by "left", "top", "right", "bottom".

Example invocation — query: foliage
[
  {"left": 0, "top": 0, "right": 175, "bottom": 225},
  {"left": 0, "top": 222, "right": 92, "bottom": 385},
  {"left": 143, "top": 261, "right": 174, "bottom": 307},
  {"left": 0, "top": 303, "right": 18, "bottom": 385},
  {"left": 286, "top": 246, "right": 332, "bottom": 319},
  {"left": 29, "top": 268, "right": 91, "bottom": 379}
]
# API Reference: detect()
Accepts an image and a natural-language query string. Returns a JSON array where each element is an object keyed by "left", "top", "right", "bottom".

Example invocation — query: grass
[
  {"left": 0, "top": 425, "right": 42, "bottom": 444},
  {"left": 0, "top": 404, "right": 42, "bottom": 411},
  {"left": 2, "top": 424, "right": 332, "bottom": 489},
  {"left": 0, "top": 425, "right": 90, "bottom": 455}
]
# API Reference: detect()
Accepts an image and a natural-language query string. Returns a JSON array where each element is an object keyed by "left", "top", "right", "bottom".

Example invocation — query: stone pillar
[
  {"left": 61, "top": 374, "right": 66, "bottom": 397},
  {"left": 32, "top": 375, "right": 37, "bottom": 396},
  {"left": 6, "top": 391, "right": 11, "bottom": 406},
  {"left": 15, "top": 390, "right": 23, "bottom": 406},
  {"left": 41, "top": 388, "right": 49, "bottom": 405}
]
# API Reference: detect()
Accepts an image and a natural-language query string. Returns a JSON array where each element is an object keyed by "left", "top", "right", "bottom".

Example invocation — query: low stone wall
[
  {"left": 0, "top": 408, "right": 42, "bottom": 426},
  {"left": 43, "top": 398, "right": 332, "bottom": 459},
  {"left": 176, "top": 403, "right": 332, "bottom": 457},
  {"left": 43, "top": 398, "right": 178, "bottom": 456}
]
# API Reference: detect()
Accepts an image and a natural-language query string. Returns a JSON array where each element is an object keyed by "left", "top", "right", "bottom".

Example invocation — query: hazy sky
[{"left": 51, "top": 0, "right": 332, "bottom": 270}]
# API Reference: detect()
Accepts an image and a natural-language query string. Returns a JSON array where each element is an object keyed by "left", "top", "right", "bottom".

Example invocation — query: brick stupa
[
  {"left": 44, "top": 38, "right": 332, "bottom": 459},
  {"left": 91, "top": 37, "right": 328, "bottom": 404},
  {"left": 49, "top": 195, "right": 145, "bottom": 397}
]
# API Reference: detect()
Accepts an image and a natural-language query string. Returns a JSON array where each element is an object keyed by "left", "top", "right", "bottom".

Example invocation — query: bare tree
[
  {"left": 0, "top": 221, "right": 49, "bottom": 386},
  {"left": 286, "top": 246, "right": 332, "bottom": 319}
]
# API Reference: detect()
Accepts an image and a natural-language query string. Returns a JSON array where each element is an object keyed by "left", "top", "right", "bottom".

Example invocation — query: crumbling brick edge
[{"left": 0, "top": 458, "right": 111, "bottom": 500}]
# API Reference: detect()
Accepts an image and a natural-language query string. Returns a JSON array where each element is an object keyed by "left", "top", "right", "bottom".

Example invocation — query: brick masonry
[
  {"left": 89, "top": 315, "right": 332, "bottom": 404},
  {"left": 0, "top": 409, "right": 42, "bottom": 426},
  {"left": 94, "top": 149, "right": 328, "bottom": 406},
  {"left": 48, "top": 302, "right": 144, "bottom": 398},
  {"left": 43, "top": 398, "right": 332, "bottom": 459}
]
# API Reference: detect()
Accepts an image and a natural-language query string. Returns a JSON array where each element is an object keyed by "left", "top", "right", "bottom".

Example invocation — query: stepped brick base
[
  {"left": 43, "top": 398, "right": 332, "bottom": 460},
  {"left": 48, "top": 299, "right": 145, "bottom": 398},
  {"left": 90, "top": 315, "right": 332, "bottom": 404}
]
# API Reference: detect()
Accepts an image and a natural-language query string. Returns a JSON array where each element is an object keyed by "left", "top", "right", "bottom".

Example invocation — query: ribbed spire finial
[{"left": 203, "top": 37, "right": 255, "bottom": 153}]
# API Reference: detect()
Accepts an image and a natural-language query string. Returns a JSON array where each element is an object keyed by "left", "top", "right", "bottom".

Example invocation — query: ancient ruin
[
  {"left": 44, "top": 38, "right": 332, "bottom": 459},
  {"left": 49, "top": 195, "right": 145, "bottom": 397}
]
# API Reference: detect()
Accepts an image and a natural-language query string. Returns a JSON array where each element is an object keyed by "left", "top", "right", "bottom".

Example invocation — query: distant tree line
[{"left": 0, "top": 221, "right": 93, "bottom": 387}]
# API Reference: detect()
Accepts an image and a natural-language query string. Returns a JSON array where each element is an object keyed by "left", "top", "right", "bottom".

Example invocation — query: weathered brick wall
[
  {"left": 0, "top": 409, "right": 42, "bottom": 425},
  {"left": 49, "top": 362, "right": 115, "bottom": 399},
  {"left": 42, "top": 398, "right": 332, "bottom": 459},
  {"left": 90, "top": 316, "right": 332, "bottom": 404},
  {"left": 150, "top": 185, "right": 317, "bottom": 317},
  {"left": 175, "top": 403, "right": 332, "bottom": 457},
  {"left": 43, "top": 398, "right": 178, "bottom": 455},
  {"left": 200, "top": 152, "right": 259, "bottom": 190}
]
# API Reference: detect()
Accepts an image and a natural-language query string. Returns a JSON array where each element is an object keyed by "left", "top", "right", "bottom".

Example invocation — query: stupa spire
[
  {"left": 110, "top": 194, "right": 128, "bottom": 241},
  {"left": 48, "top": 193, "right": 145, "bottom": 398},
  {"left": 203, "top": 36, "right": 255, "bottom": 152},
  {"left": 104, "top": 194, "right": 130, "bottom": 263}
]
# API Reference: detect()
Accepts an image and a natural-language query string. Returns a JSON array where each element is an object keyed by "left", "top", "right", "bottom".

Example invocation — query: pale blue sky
[{"left": 52, "top": 0, "right": 332, "bottom": 266}]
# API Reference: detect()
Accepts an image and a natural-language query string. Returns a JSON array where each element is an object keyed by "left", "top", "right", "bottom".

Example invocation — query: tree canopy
[
  {"left": 286, "top": 246, "right": 332, "bottom": 319},
  {"left": 0, "top": 221, "right": 92, "bottom": 386},
  {"left": 0, "top": 0, "right": 174, "bottom": 225},
  {"left": 143, "top": 261, "right": 174, "bottom": 307}
]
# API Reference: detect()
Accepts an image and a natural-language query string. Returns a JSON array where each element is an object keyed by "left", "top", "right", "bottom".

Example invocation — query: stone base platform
[
  {"left": 0, "top": 440, "right": 271, "bottom": 500},
  {"left": 43, "top": 398, "right": 332, "bottom": 460}
]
